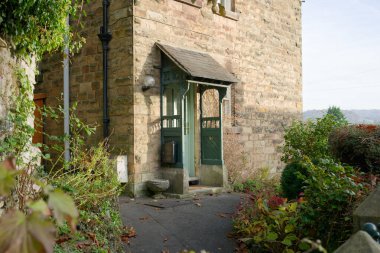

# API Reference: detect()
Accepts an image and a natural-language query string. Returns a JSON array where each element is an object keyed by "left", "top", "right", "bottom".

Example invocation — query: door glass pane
[
  {"left": 202, "top": 89, "right": 219, "bottom": 118},
  {"left": 163, "top": 87, "right": 181, "bottom": 128},
  {"left": 163, "top": 87, "right": 180, "bottom": 116}
]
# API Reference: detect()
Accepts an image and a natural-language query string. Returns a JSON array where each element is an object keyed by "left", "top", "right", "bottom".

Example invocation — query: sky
[{"left": 302, "top": 0, "right": 380, "bottom": 111}]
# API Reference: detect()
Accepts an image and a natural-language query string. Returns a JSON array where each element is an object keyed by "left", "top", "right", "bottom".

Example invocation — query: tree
[{"left": 327, "top": 106, "right": 348, "bottom": 125}]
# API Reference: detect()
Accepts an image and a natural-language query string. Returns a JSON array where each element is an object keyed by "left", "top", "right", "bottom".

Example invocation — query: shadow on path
[{"left": 119, "top": 193, "right": 244, "bottom": 253}]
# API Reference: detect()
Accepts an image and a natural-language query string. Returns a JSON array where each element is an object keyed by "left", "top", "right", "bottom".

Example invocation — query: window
[{"left": 217, "top": 0, "right": 234, "bottom": 12}]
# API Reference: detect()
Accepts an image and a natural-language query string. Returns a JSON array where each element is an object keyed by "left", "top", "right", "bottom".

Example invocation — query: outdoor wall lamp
[{"left": 142, "top": 75, "right": 156, "bottom": 91}]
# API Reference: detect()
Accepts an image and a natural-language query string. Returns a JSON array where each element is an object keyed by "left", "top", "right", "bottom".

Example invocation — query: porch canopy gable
[{"left": 156, "top": 43, "right": 239, "bottom": 84}]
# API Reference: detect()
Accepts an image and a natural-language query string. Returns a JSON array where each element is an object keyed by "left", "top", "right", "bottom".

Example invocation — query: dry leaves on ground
[{"left": 121, "top": 226, "right": 137, "bottom": 245}]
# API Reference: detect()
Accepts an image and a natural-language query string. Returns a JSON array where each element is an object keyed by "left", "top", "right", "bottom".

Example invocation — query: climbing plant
[
  {"left": 0, "top": 0, "right": 89, "bottom": 58},
  {"left": 0, "top": 69, "right": 35, "bottom": 160},
  {"left": 0, "top": 69, "right": 79, "bottom": 253}
]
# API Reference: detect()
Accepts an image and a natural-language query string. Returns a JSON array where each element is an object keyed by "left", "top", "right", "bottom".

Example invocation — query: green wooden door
[
  {"left": 183, "top": 85, "right": 195, "bottom": 177},
  {"left": 200, "top": 87, "right": 226, "bottom": 165}
]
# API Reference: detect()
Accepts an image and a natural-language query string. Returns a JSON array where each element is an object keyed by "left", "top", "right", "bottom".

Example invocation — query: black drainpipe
[{"left": 98, "top": 0, "right": 112, "bottom": 139}]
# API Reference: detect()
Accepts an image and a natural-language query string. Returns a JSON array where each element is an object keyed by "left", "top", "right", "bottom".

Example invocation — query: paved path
[{"left": 119, "top": 193, "right": 243, "bottom": 253}]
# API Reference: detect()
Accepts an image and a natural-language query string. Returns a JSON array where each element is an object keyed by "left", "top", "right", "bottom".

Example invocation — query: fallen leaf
[
  {"left": 217, "top": 213, "right": 228, "bottom": 218},
  {"left": 76, "top": 242, "right": 91, "bottom": 249},
  {"left": 87, "top": 232, "right": 99, "bottom": 246},
  {"left": 163, "top": 237, "right": 168, "bottom": 242},
  {"left": 227, "top": 232, "right": 235, "bottom": 238},
  {"left": 120, "top": 235, "right": 130, "bottom": 244},
  {"left": 139, "top": 216, "right": 149, "bottom": 221},
  {"left": 121, "top": 226, "right": 137, "bottom": 244},
  {"left": 56, "top": 235, "right": 71, "bottom": 244}
]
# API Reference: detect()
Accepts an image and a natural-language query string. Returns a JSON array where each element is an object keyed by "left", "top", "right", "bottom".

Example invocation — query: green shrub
[
  {"left": 51, "top": 143, "right": 120, "bottom": 209},
  {"left": 282, "top": 114, "right": 344, "bottom": 163},
  {"left": 329, "top": 125, "right": 380, "bottom": 173},
  {"left": 236, "top": 158, "right": 368, "bottom": 252},
  {"left": 233, "top": 193, "right": 309, "bottom": 253},
  {"left": 298, "top": 159, "right": 363, "bottom": 250},
  {"left": 281, "top": 162, "right": 308, "bottom": 200},
  {"left": 49, "top": 142, "right": 123, "bottom": 252},
  {"left": 41, "top": 106, "right": 124, "bottom": 252}
]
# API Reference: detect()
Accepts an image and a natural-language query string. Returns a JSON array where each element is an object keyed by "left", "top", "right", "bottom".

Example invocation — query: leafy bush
[
  {"left": 50, "top": 143, "right": 123, "bottom": 252},
  {"left": 233, "top": 192, "right": 309, "bottom": 253},
  {"left": 50, "top": 143, "right": 120, "bottom": 209},
  {"left": 239, "top": 115, "right": 374, "bottom": 252},
  {"left": 282, "top": 114, "right": 344, "bottom": 163},
  {"left": 297, "top": 159, "right": 364, "bottom": 250},
  {"left": 235, "top": 158, "right": 367, "bottom": 252},
  {"left": 329, "top": 125, "right": 380, "bottom": 173},
  {"left": 280, "top": 162, "right": 308, "bottom": 200},
  {"left": 42, "top": 107, "right": 124, "bottom": 252}
]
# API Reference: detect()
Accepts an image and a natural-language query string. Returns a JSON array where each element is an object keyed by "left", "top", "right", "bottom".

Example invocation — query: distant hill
[{"left": 303, "top": 110, "right": 380, "bottom": 124}]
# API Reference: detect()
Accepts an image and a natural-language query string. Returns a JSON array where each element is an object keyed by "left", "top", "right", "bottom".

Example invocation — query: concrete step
[
  {"left": 163, "top": 186, "right": 225, "bottom": 199},
  {"left": 189, "top": 186, "right": 224, "bottom": 195},
  {"left": 189, "top": 177, "right": 199, "bottom": 185}
]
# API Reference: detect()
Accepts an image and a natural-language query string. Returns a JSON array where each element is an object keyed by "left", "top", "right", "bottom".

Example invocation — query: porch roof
[{"left": 156, "top": 43, "right": 239, "bottom": 84}]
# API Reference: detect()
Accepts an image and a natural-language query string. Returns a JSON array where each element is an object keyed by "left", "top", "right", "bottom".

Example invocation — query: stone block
[
  {"left": 146, "top": 179, "right": 170, "bottom": 193},
  {"left": 354, "top": 186, "right": 380, "bottom": 232},
  {"left": 334, "top": 231, "right": 380, "bottom": 253},
  {"left": 199, "top": 164, "right": 227, "bottom": 188},
  {"left": 161, "top": 168, "right": 188, "bottom": 194}
]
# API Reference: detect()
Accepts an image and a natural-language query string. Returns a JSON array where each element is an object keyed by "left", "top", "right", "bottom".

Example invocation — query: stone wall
[
  {"left": 132, "top": 0, "right": 302, "bottom": 193},
  {"left": 0, "top": 39, "right": 18, "bottom": 136},
  {"left": 39, "top": 0, "right": 302, "bottom": 196},
  {"left": 0, "top": 38, "right": 36, "bottom": 141},
  {"left": 0, "top": 37, "right": 36, "bottom": 214}
]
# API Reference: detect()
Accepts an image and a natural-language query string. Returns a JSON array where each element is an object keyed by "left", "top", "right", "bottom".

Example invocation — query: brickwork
[
  {"left": 37, "top": 1, "right": 135, "bottom": 176},
  {"left": 39, "top": 0, "right": 302, "bottom": 196}
]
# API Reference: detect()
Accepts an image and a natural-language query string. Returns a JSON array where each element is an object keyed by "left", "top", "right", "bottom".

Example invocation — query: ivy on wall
[{"left": 0, "top": 0, "right": 88, "bottom": 58}]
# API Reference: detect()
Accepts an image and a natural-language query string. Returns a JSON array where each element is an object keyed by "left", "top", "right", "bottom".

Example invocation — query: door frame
[{"left": 182, "top": 84, "right": 196, "bottom": 178}]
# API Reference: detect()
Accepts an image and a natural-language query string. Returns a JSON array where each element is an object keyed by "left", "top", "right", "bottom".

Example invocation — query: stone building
[{"left": 37, "top": 0, "right": 303, "bottom": 196}]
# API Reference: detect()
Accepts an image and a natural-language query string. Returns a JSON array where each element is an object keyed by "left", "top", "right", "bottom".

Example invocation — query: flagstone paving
[{"left": 119, "top": 193, "right": 244, "bottom": 253}]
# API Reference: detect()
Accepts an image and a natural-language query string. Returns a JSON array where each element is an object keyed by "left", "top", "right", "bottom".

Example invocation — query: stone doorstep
[{"left": 164, "top": 186, "right": 225, "bottom": 199}]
